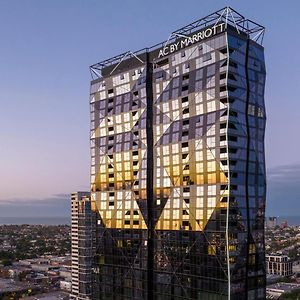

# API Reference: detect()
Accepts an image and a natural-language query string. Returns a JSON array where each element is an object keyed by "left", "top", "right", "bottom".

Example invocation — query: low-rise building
[
  {"left": 60, "top": 279, "right": 72, "bottom": 292},
  {"left": 266, "top": 282, "right": 300, "bottom": 299},
  {"left": 266, "top": 254, "right": 293, "bottom": 276}
]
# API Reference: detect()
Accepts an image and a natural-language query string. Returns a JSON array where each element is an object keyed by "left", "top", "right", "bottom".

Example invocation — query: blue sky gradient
[{"left": 0, "top": 0, "right": 299, "bottom": 217}]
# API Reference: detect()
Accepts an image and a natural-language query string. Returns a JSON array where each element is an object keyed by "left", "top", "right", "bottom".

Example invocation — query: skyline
[{"left": 0, "top": 0, "right": 300, "bottom": 217}]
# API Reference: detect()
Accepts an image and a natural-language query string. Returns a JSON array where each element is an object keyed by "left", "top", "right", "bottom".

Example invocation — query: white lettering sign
[{"left": 158, "top": 23, "right": 225, "bottom": 58}]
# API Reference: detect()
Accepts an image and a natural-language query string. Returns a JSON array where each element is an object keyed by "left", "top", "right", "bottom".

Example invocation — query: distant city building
[
  {"left": 266, "top": 217, "right": 277, "bottom": 229},
  {"left": 88, "top": 6, "right": 267, "bottom": 300},
  {"left": 266, "top": 254, "right": 293, "bottom": 276},
  {"left": 266, "top": 282, "right": 300, "bottom": 299},
  {"left": 280, "top": 220, "right": 288, "bottom": 229},
  {"left": 70, "top": 192, "right": 96, "bottom": 300},
  {"left": 60, "top": 280, "right": 72, "bottom": 292}
]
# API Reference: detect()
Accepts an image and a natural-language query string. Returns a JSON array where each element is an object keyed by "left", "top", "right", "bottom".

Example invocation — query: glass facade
[{"left": 89, "top": 9, "right": 266, "bottom": 300}]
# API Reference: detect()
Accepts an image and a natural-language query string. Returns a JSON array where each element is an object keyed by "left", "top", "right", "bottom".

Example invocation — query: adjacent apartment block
[
  {"left": 266, "top": 255, "right": 293, "bottom": 277},
  {"left": 88, "top": 7, "right": 266, "bottom": 300},
  {"left": 70, "top": 192, "right": 96, "bottom": 300}
]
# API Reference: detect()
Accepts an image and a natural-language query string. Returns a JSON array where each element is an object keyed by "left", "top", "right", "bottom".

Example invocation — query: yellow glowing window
[
  {"left": 124, "top": 112, "right": 130, "bottom": 122},
  {"left": 206, "top": 151, "right": 215, "bottom": 160},
  {"left": 173, "top": 210, "right": 179, "bottom": 219},
  {"left": 196, "top": 198, "right": 204, "bottom": 207},
  {"left": 100, "top": 128, "right": 106, "bottom": 136},
  {"left": 100, "top": 164, "right": 107, "bottom": 172},
  {"left": 115, "top": 163, "right": 122, "bottom": 171},
  {"left": 207, "top": 209, "right": 213, "bottom": 216},
  {"left": 125, "top": 172, "right": 131, "bottom": 180},
  {"left": 196, "top": 104, "right": 204, "bottom": 115},
  {"left": 173, "top": 198, "right": 180, "bottom": 208},
  {"left": 172, "top": 144, "right": 179, "bottom": 153},
  {"left": 207, "top": 101, "right": 216, "bottom": 112},
  {"left": 207, "top": 197, "right": 216, "bottom": 207},
  {"left": 172, "top": 109, "right": 180, "bottom": 119},
  {"left": 172, "top": 99, "right": 179, "bottom": 109},
  {"left": 195, "top": 151, "right": 203, "bottom": 161},
  {"left": 123, "top": 162, "right": 131, "bottom": 171},
  {"left": 115, "top": 115, "right": 122, "bottom": 124},
  {"left": 91, "top": 166, "right": 95, "bottom": 175},
  {"left": 163, "top": 145, "right": 169, "bottom": 154},
  {"left": 208, "top": 185, "right": 216, "bottom": 195},
  {"left": 197, "top": 186, "right": 204, "bottom": 195},
  {"left": 229, "top": 245, "right": 237, "bottom": 251},
  {"left": 173, "top": 166, "right": 180, "bottom": 175},
  {"left": 123, "top": 152, "right": 130, "bottom": 160},
  {"left": 156, "top": 169, "right": 161, "bottom": 177},
  {"left": 207, "top": 161, "right": 216, "bottom": 172},
  {"left": 163, "top": 157, "right": 170, "bottom": 165},
  {"left": 116, "top": 125, "right": 122, "bottom": 133},
  {"left": 173, "top": 154, "right": 180, "bottom": 164},
  {"left": 196, "top": 209, "right": 203, "bottom": 219},
  {"left": 229, "top": 257, "right": 236, "bottom": 263},
  {"left": 162, "top": 102, "right": 169, "bottom": 112},
  {"left": 208, "top": 173, "right": 216, "bottom": 183},
  {"left": 100, "top": 193, "right": 107, "bottom": 200},
  {"left": 208, "top": 245, "right": 216, "bottom": 255},
  {"left": 249, "top": 244, "right": 256, "bottom": 254},
  {"left": 156, "top": 158, "right": 161, "bottom": 167}
]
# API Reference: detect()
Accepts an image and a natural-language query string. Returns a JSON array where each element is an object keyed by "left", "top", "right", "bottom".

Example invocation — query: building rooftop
[
  {"left": 267, "top": 282, "right": 300, "bottom": 293},
  {"left": 22, "top": 291, "right": 69, "bottom": 300},
  {"left": 0, "top": 278, "right": 32, "bottom": 293},
  {"left": 90, "top": 6, "right": 265, "bottom": 80}
]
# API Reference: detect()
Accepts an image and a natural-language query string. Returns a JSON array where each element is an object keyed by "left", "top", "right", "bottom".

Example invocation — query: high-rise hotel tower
[{"left": 89, "top": 7, "right": 266, "bottom": 300}]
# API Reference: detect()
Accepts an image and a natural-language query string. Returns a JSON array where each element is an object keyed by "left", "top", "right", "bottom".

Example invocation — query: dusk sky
[{"left": 0, "top": 0, "right": 299, "bottom": 217}]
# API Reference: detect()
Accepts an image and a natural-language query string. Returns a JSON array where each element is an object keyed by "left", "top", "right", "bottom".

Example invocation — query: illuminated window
[
  {"left": 208, "top": 245, "right": 216, "bottom": 255},
  {"left": 208, "top": 173, "right": 216, "bottom": 183},
  {"left": 229, "top": 245, "right": 237, "bottom": 251}
]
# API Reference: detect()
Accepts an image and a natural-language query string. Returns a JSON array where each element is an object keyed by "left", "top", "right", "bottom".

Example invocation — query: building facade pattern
[
  {"left": 89, "top": 7, "right": 266, "bottom": 300},
  {"left": 70, "top": 192, "right": 97, "bottom": 300},
  {"left": 266, "top": 255, "right": 293, "bottom": 277}
]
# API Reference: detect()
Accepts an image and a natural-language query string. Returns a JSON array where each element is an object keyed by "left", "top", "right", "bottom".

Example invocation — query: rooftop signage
[{"left": 157, "top": 23, "right": 226, "bottom": 59}]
